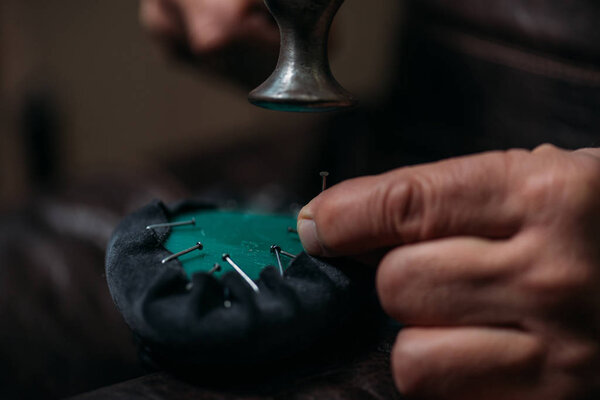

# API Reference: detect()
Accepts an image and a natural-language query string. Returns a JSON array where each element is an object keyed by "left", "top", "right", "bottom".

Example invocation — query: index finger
[{"left": 297, "top": 150, "right": 530, "bottom": 257}]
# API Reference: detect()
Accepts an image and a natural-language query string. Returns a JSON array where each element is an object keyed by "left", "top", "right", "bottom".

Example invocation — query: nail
[
  {"left": 162, "top": 242, "right": 203, "bottom": 264},
  {"left": 280, "top": 250, "right": 297, "bottom": 259},
  {"left": 320, "top": 171, "right": 329, "bottom": 192},
  {"left": 208, "top": 263, "right": 222, "bottom": 275},
  {"left": 147, "top": 218, "right": 196, "bottom": 230},
  {"left": 270, "top": 245, "right": 284, "bottom": 276},
  {"left": 222, "top": 254, "right": 260, "bottom": 293},
  {"left": 297, "top": 218, "right": 322, "bottom": 256}
]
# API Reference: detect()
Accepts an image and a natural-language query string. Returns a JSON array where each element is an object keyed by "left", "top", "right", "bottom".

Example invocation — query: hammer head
[{"left": 248, "top": 0, "right": 356, "bottom": 112}]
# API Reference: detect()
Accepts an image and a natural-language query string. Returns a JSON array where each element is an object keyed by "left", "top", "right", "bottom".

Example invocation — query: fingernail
[
  {"left": 297, "top": 218, "right": 323, "bottom": 256},
  {"left": 298, "top": 202, "right": 313, "bottom": 220}
]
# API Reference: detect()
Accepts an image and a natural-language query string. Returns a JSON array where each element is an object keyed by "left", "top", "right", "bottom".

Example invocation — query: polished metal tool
[{"left": 249, "top": 0, "right": 356, "bottom": 112}]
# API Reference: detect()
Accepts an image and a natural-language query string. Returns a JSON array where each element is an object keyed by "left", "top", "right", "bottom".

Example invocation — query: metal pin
[
  {"left": 280, "top": 250, "right": 297, "bottom": 259},
  {"left": 270, "top": 245, "right": 284, "bottom": 276},
  {"left": 320, "top": 171, "right": 329, "bottom": 192},
  {"left": 208, "top": 263, "right": 222, "bottom": 275},
  {"left": 161, "top": 242, "right": 203, "bottom": 264},
  {"left": 222, "top": 254, "right": 260, "bottom": 293},
  {"left": 147, "top": 218, "right": 196, "bottom": 230},
  {"left": 287, "top": 226, "right": 298, "bottom": 234}
]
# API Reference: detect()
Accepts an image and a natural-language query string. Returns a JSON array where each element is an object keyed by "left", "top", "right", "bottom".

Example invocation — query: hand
[
  {"left": 140, "top": 0, "right": 279, "bottom": 85},
  {"left": 297, "top": 144, "right": 600, "bottom": 399},
  {"left": 140, "top": 0, "right": 278, "bottom": 54}
]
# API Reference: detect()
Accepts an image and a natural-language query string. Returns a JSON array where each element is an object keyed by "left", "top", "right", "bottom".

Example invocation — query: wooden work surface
[{"left": 70, "top": 340, "right": 403, "bottom": 400}]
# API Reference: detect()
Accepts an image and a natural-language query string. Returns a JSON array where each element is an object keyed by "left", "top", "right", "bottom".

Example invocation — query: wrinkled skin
[{"left": 298, "top": 144, "right": 600, "bottom": 399}]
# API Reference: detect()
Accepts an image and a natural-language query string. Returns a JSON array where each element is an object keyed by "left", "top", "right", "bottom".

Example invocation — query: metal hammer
[{"left": 248, "top": 0, "right": 356, "bottom": 112}]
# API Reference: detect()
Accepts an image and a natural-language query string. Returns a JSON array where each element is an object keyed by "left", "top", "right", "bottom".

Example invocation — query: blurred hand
[
  {"left": 140, "top": 0, "right": 278, "bottom": 54},
  {"left": 140, "top": 0, "right": 280, "bottom": 85},
  {"left": 298, "top": 144, "right": 600, "bottom": 399}
]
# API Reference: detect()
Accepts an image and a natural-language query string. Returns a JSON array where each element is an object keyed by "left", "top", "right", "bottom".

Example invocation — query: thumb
[{"left": 297, "top": 150, "right": 527, "bottom": 257}]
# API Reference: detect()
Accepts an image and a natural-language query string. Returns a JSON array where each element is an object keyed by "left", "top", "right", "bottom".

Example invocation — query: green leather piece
[{"left": 164, "top": 210, "right": 304, "bottom": 280}]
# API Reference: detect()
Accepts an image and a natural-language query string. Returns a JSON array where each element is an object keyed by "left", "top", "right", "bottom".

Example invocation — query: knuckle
[
  {"left": 369, "top": 173, "right": 428, "bottom": 244},
  {"left": 565, "top": 160, "right": 600, "bottom": 213},
  {"left": 522, "top": 260, "right": 595, "bottom": 310},
  {"left": 519, "top": 170, "right": 571, "bottom": 219},
  {"left": 521, "top": 146, "right": 600, "bottom": 219},
  {"left": 186, "top": 18, "right": 234, "bottom": 53},
  {"left": 532, "top": 143, "right": 560, "bottom": 154},
  {"left": 187, "top": 29, "right": 218, "bottom": 54},
  {"left": 544, "top": 341, "right": 600, "bottom": 397},
  {"left": 556, "top": 342, "right": 599, "bottom": 373},
  {"left": 520, "top": 170, "right": 564, "bottom": 209}
]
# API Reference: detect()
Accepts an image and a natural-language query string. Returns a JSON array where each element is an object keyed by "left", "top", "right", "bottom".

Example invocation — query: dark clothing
[{"left": 319, "top": 0, "right": 600, "bottom": 185}]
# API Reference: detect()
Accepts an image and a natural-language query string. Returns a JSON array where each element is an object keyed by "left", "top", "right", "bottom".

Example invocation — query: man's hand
[
  {"left": 140, "top": 0, "right": 278, "bottom": 54},
  {"left": 298, "top": 144, "right": 600, "bottom": 399},
  {"left": 140, "top": 0, "right": 279, "bottom": 85}
]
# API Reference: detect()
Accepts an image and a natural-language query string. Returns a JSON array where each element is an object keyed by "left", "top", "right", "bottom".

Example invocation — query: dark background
[{"left": 0, "top": 0, "right": 401, "bottom": 209}]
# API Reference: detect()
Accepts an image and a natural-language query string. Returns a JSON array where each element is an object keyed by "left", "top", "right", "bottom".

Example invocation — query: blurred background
[{"left": 0, "top": 0, "right": 401, "bottom": 209}]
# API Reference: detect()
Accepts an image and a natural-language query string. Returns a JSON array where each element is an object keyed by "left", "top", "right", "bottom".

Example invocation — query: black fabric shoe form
[{"left": 105, "top": 200, "right": 380, "bottom": 374}]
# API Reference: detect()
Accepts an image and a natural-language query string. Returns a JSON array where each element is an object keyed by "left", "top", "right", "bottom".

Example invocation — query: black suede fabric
[{"left": 106, "top": 200, "right": 377, "bottom": 370}]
